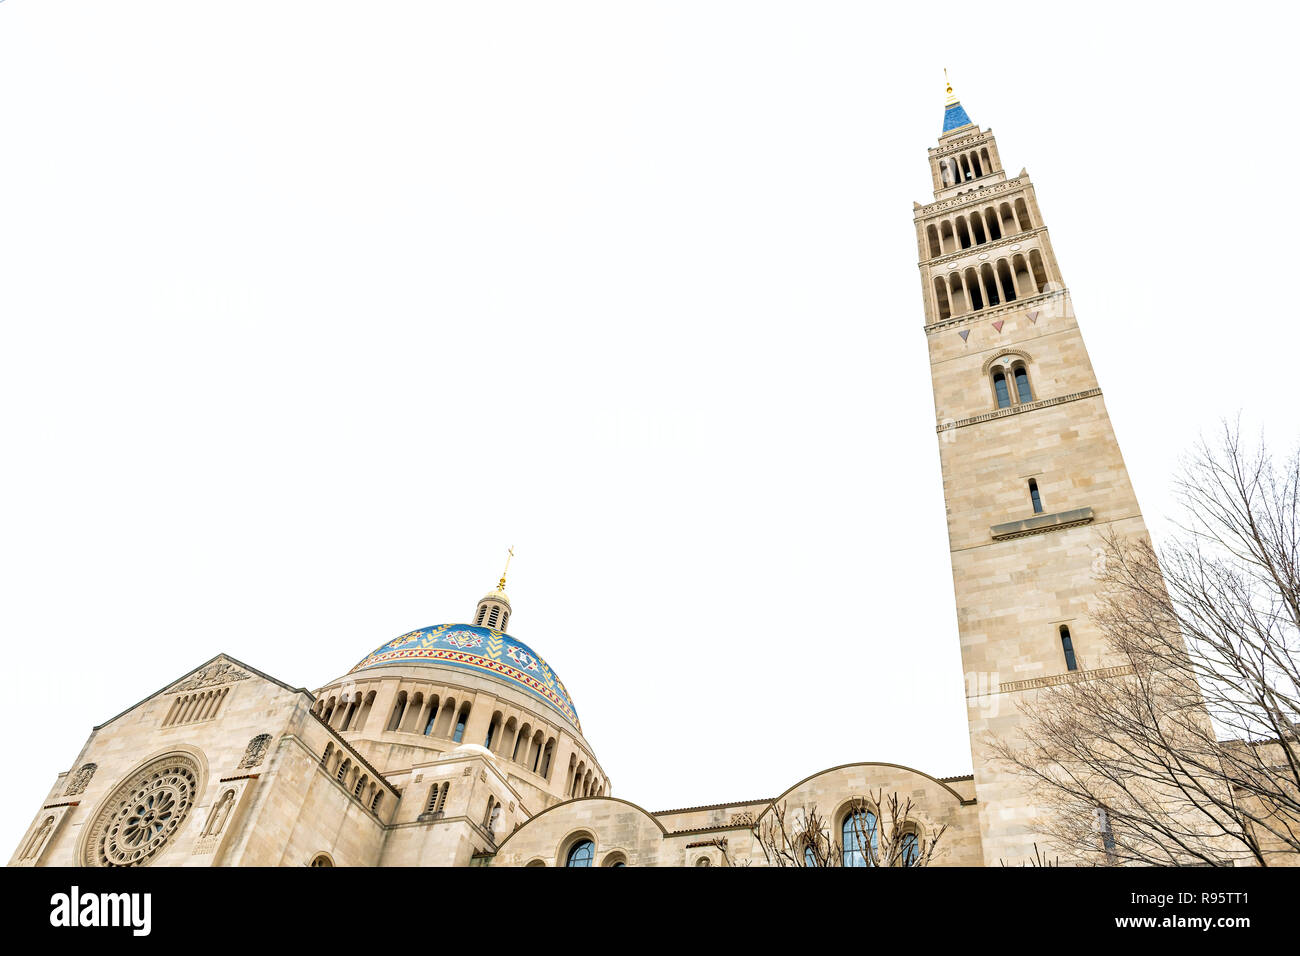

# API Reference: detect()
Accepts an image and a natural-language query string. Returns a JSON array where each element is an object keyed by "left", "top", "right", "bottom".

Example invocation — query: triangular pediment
[
  {"left": 93, "top": 652, "right": 311, "bottom": 731},
  {"left": 165, "top": 656, "right": 252, "bottom": 694}
]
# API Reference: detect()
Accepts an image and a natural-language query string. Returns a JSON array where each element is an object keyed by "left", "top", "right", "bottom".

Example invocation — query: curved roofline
[
  {"left": 493, "top": 795, "right": 668, "bottom": 854},
  {"left": 348, "top": 623, "right": 581, "bottom": 732},
  {"left": 756, "top": 761, "right": 977, "bottom": 823}
]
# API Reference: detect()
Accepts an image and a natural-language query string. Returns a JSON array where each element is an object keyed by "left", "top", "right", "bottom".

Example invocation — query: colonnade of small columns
[
  {"left": 319, "top": 740, "right": 385, "bottom": 815},
  {"left": 930, "top": 248, "right": 1052, "bottom": 322},
  {"left": 937, "top": 144, "right": 997, "bottom": 188},
  {"left": 311, "top": 678, "right": 608, "bottom": 799},
  {"left": 924, "top": 198, "right": 1033, "bottom": 260}
]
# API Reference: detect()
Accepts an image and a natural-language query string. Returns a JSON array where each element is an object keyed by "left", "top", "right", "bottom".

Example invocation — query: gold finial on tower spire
[
  {"left": 944, "top": 68, "right": 959, "bottom": 106},
  {"left": 497, "top": 546, "right": 514, "bottom": 592}
]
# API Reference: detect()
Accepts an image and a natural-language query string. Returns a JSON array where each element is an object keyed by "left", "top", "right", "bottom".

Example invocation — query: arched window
[
  {"left": 804, "top": 845, "right": 817, "bottom": 867},
  {"left": 900, "top": 831, "right": 919, "bottom": 867},
  {"left": 387, "top": 692, "right": 407, "bottom": 732},
  {"left": 1096, "top": 807, "right": 1117, "bottom": 861},
  {"left": 566, "top": 839, "right": 595, "bottom": 867},
  {"left": 1060, "top": 625, "right": 1078, "bottom": 671},
  {"left": 475, "top": 606, "right": 487, "bottom": 625},
  {"left": 1013, "top": 363, "right": 1033, "bottom": 403},
  {"left": 695, "top": 857, "right": 712, "bottom": 866},
  {"left": 423, "top": 697, "right": 440, "bottom": 736},
  {"left": 487, "top": 606, "right": 501, "bottom": 628},
  {"left": 309, "top": 853, "right": 334, "bottom": 867},
  {"left": 453, "top": 705, "right": 470, "bottom": 743},
  {"left": 992, "top": 370, "right": 1012, "bottom": 409},
  {"left": 841, "top": 807, "right": 878, "bottom": 867},
  {"left": 1029, "top": 479, "right": 1044, "bottom": 514}
]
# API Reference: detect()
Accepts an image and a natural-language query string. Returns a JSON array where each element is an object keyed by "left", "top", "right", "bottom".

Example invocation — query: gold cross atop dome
[{"left": 497, "top": 546, "right": 514, "bottom": 592}]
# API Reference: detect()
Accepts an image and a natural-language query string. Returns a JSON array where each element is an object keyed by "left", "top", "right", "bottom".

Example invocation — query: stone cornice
[
  {"left": 937, "top": 388, "right": 1102, "bottom": 433},
  {"left": 929, "top": 129, "right": 990, "bottom": 154},
  {"left": 923, "top": 289, "right": 1067, "bottom": 335},
  {"left": 919, "top": 227, "right": 1046, "bottom": 269},
  {"left": 990, "top": 506, "right": 1095, "bottom": 542},
  {"left": 916, "top": 177, "right": 1028, "bottom": 218},
  {"left": 998, "top": 664, "right": 1135, "bottom": 695}
]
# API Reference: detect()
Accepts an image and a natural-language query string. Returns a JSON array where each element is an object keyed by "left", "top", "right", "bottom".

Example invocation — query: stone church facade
[{"left": 10, "top": 81, "right": 1159, "bottom": 868}]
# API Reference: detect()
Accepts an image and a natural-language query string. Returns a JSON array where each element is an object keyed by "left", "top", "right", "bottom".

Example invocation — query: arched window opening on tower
[
  {"left": 933, "top": 276, "right": 951, "bottom": 321},
  {"left": 992, "top": 370, "right": 1012, "bottom": 409},
  {"left": 982, "top": 206, "right": 1002, "bottom": 242},
  {"left": 487, "top": 606, "right": 501, "bottom": 628},
  {"left": 1060, "top": 625, "right": 1078, "bottom": 671},
  {"left": 963, "top": 267, "right": 984, "bottom": 311},
  {"left": 1029, "top": 479, "right": 1044, "bottom": 514},
  {"left": 1014, "top": 198, "right": 1033, "bottom": 231},
  {"left": 955, "top": 217, "right": 972, "bottom": 249},
  {"left": 989, "top": 359, "right": 1033, "bottom": 409},
  {"left": 475, "top": 606, "right": 487, "bottom": 625},
  {"left": 1013, "top": 363, "right": 1032, "bottom": 403},
  {"left": 980, "top": 263, "right": 1000, "bottom": 308},
  {"left": 997, "top": 260, "right": 1017, "bottom": 304}
]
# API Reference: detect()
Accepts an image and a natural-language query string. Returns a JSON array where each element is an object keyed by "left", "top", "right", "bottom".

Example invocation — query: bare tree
[
  {"left": 991, "top": 422, "right": 1300, "bottom": 866},
  {"left": 747, "top": 790, "right": 946, "bottom": 867}
]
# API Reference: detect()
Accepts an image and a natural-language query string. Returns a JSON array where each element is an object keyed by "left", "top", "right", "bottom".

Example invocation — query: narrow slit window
[
  {"left": 1060, "top": 625, "right": 1078, "bottom": 671},
  {"left": 1029, "top": 479, "right": 1044, "bottom": 514}
]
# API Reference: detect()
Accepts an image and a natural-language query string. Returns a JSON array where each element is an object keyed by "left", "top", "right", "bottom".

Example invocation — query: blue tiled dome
[{"left": 348, "top": 624, "right": 580, "bottom": 732}]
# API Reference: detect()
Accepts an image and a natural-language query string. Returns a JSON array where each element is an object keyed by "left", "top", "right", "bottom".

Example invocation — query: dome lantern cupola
[{"left": 473, "top": 547, "right": 513, "bottom": 631}]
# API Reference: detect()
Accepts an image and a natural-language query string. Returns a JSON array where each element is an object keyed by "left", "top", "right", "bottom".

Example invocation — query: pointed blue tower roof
[{"left": 941, "top": 71, "right": 973, "bottom": 133}]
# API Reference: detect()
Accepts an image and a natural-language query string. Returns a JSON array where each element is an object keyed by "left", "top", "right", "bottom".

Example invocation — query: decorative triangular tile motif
[
  {"left": 958, "top": 329, "right": 970, "bottom": 342},
  {"left": 1026, "top": 310, "right": 1039, "bottom": 324},
  {"left": 992, "top": 320, "right": 1004, "bottom": 333}
]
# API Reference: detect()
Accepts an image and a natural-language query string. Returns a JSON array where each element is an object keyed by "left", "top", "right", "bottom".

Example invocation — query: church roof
[
  {"left": 348, "top": 623, "right": 581, "bottom": 732},
  {"left": 943, "top": 101, "right": 973, "bottom": 133}
]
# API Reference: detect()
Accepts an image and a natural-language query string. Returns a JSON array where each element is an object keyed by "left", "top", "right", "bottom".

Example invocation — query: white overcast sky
[{"left": 2, "top": 2, "right": 1297, "bottom": 848}]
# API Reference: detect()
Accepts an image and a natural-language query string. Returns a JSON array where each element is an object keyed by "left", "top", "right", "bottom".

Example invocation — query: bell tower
[{"left": 915, "top": 77, "right": 1153, "bottom": 865}]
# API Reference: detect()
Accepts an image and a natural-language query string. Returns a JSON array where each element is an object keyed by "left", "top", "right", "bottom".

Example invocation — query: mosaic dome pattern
[{"left": 349, "top": 624, "right": 580, "bottom": 732}]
